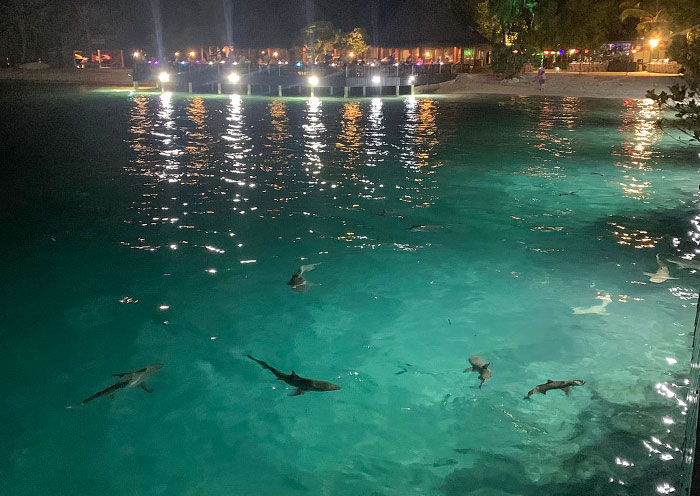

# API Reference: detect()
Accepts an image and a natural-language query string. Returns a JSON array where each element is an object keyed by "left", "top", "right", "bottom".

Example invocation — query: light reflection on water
[{"left": 111, "top": 94, "right": 700, "bottom": 495}]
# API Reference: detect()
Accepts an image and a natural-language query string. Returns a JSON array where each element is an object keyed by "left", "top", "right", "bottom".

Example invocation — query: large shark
[
  {"left": 644, "top": 254, "right": 678, "bottom": 283},
  {"left": 464, "top": 355, "right": 491, "bottom": 388},
  {"left": 287, "top": 263, "right": 321, "bottom": 292},
  {"left": 247, "top": 355, "right": 341, "bottom": 396},
  {"left": 82, "top": 364, "right": 163, "bottom": 405},
  {"left": 524, "top": 379, "right": 585, "bottom": 400}
]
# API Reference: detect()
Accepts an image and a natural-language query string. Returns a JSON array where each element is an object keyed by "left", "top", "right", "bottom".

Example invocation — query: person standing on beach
[{"left": 537, "top": 66, "right": 546, "bottom": 90}]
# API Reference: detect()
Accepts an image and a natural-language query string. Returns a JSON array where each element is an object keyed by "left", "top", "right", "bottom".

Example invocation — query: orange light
[{"left": 189, "top": 51, "right": 196, "bottom": 58}]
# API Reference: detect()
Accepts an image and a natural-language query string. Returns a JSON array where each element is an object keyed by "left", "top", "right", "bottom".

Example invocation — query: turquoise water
[{"left": 1, "top": 87, "right": 699, "bottom": 495}]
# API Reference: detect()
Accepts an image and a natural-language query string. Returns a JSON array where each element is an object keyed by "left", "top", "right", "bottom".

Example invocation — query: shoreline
[
  {"left": 424, "top": 71, "right": 683, "bottom": 100},
  {"left": 0, "top": 68, "right": 683, "bottom": 100}
]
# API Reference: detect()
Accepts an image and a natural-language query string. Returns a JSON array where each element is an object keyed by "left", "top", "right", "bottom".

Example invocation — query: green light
[{"left": 464, "top": 49, "right": 474, "bottom": 57}]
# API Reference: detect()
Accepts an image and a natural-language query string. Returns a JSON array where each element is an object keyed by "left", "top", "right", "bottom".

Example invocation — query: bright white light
[
  {"left": 158, "top": 72, "right": 170, "bottom": 83},
  {"left": 408, "top": 76, "right": 415, "bottom": 84},
  {"left": 308, "top": 75, "right": 319, "bottom": 86},
  {"left": 372, "top": 75, "right": 381, "bottom": 84},
  {"left": 133, "top": 51, "right": 140, "bottom": 58},
  {"left": 228, "top": 72, "right": 240, "bottom": 83}
]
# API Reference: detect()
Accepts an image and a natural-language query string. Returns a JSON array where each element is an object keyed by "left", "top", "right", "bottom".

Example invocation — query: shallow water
[{"left": 1, "top": 87, "right": 699, "bottom": 495}]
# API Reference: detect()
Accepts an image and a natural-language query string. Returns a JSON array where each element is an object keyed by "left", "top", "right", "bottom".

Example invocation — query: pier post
[
  {"left": 217, "top": 83, "right": 222, "bottom": 95},
  {"left": 362, "top": 86, "right": 366, "bottom": 97},
  {"left": 188, "top": 82, "right": 193, "bottom": 93},
  {"left": 395, "top": 85, "right": 400, "bottom": 96},
  {"left": 278, "top": 85, "right": 282, "bottom": 97},
  {"left": 133, "top": 81, "right": 139, "bottom": 90},
  {"left": 310, "top": 87, "right": 315, "bottom": 98},
  {"left": 344, "top": 86, "right": 349, "bottom": 98},
  {"left": 410, "top": 85, "right": 415, "bottom": 95},
  {"left": 330, "top": 87, "right": 333, "bottom": 96},
  {"left": 247, "top": 84, "right": 251, "bottom": 96}
]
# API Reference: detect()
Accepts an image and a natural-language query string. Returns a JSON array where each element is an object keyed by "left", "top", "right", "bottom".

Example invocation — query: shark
[
  {"left": 644, "top": 254, "right": 678, "bottom": 283},
  {"left": 524, "top": 379, "right": 585, "bottom": 400},
  {"left": 667, "top": 258, "right": 700, "bottom": 271},
  {"left": 287, "top": 263, "right": 321, "bottom": 292},
  {"left": 82, "top": 364, "right": 163, "bottom": 405},
  {"left": 409, "top": 224, "right": 445, "bottom": 232},
  {"left": 247, "top": 355, "right": 341, "bottom": 396},
  {"left": 464, "top": 355, "right": 491, "bottom": 388},
  {"left": 572, "top": 295, "right": 612, "bottom": 315}
]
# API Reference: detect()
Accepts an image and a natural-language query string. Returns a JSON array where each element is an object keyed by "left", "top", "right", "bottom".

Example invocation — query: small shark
[
  {"left": 572, "top": 295, "right": 612, "bottom": 315},
  {"left": 286, "top": 263, "right": 321, "bottom": 292},
  {"left": 464, "top": 355, "right": 491, "bottom": 388},
  {"left": 524, "top": 379, "right": 585, "bottom": 400},
  {"left": 409, "top": 224, "right": 444, "bottom": 232},
  {"left": 667, "top": 258, "right": 700, "bottom": 271},
  {"left": 82, "top": 364, "right": 163, "bottom": 405},
  {"left": 247, "top": 355, "right": 341, "bottom": 396},
  {"left": 558, "top": 191, "right": 576, "bottom": 196},
  {"left": 644, "top": 254, "right": 678, "bottom": 283}
]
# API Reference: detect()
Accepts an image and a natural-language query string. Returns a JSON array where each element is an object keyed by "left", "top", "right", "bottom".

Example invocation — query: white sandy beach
[{"left": 427, "top": 71, "right": 683, "bottom": 99}]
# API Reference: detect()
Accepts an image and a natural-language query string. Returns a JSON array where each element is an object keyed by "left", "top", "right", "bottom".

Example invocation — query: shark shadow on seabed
[{"left": 440, "top": 387, "right": 687, "bottom": 496}]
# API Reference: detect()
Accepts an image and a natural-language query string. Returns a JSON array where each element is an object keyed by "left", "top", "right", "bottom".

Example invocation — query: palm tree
[{"left": 620, "top": 0, "right": 670, "bottom": 36}]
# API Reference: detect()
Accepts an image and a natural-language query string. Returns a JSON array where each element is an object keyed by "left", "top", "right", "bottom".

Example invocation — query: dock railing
[{"left": 679, "top": 295, "right": 700, "bottom": 494}]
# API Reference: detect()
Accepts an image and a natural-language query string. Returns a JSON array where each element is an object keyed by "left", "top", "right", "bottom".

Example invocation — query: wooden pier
[{"left": 134, "top": 61, "right": 461, "bottom": 96}]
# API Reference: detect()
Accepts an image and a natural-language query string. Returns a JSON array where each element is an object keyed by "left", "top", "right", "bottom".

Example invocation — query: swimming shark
[
  {"left": 247, "top": 355, "right": 341, "bottom": 396},
  {"left": 572, "top": 295, "right": 612, "bottom": 315},
  {"left": 667, "top": 258, "right": 700, "bottom": 271},
  {"left": 409, "top": 224, "right": 445, "bottom": 232},
  {"left": 286, "top": 263, "right": 320, "bottom": 292},
  {"left": 82, "top": 364, "right": 163, "bottom": 405},
  {"left": 644, "top": 254, "right": 678, "bottom": 283},
  {"left": 524, "top": 379, "right": 585, "bottom": 400},
  {"left": 464, "top": 355, "right": 491, "bottom": 388}
]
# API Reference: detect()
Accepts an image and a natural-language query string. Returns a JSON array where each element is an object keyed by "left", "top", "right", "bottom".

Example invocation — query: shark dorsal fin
[
  {"left": 546, "top": 379, "right": 552, "bottom": 383},
  {"left": 291, "top": 370, "right": 299, "bottom": 377},
  {"left": 483, "top": 363, "right": 490, "bottom": 369}
]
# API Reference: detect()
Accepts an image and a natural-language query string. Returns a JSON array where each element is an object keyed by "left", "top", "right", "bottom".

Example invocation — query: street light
[
  {"left": 371, "top": 75, "right": 381, "bottom": 85},
  {"left": 189, "top": 51, "right": 196, "bottom": 58},
  {"left": 158, "top": 72, "right": 170, "bottom": 83},
  {"left": 649, "top": 38, "right": 659, "bottom": 49},
  {"left": 133, "top": 51, "right": 140, "bottom": 59},
  {"left": 308, "top": 75, "right": 319, "bottom": 86},
  {"left": 228, "top": 73, "right": 240, "bottom": 83}
]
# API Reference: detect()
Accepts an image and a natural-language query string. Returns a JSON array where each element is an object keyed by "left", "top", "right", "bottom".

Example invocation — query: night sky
[{"left": 132, "top": 0, "right": 443, "bottom": 50}]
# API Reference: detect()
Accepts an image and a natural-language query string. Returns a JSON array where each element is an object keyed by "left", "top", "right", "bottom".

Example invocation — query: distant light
[
  {"left": 584, "top": 49, "right": 589, "bottom": 54},
  {"left": 132, "top": 51, "right": 140, "bottom": 58},
  {"left": 543, "top": 50, "right": 550, "bottom": 55},
  {"left": 296, "top": 61, "right": 303, "bottom": 67},
  {"left": 228, "top": 72, "right": 240, "bottom": 83},
  {"left": 348, "top": 51, "right": 354, "bottom": 58},
  {"left": 273, "top": 51, "right": 279, "bottom": 57},
  {"left": 425, "top": 51, "right": 430, "bottom": 57},
  {"left": 158, "top": 72, "right": 170, "bottom": 83},
  {"left": 208, "top": 61, "right": 213, "bottom": 65},
  {"left": 569, "top": 48, "right": 576, "bottom": 54},
  {"left": 174, "top": 51, "right": 180, "bottom": 57},
  {"left": 308, "top": 75, "right": 319, "bottom": 86},
  {"left": 408, "top": 75, "right": 415, "bottom": 84},
  {"left": 261, "top": 50, "right": 266, "bottom": 55},
  {"left": 558, "top": 50, "right": 564, "bottom": 55},
  {"left": 555, "top": 67, "right": 560, "bottom": 71},
  {"left": 631, "top": 49, "right": 638, "bottom": 54},
  {"left": 189, "top": 51, "right": 196, "bottom": 58},
  {"left": 649, "top": 38, "right": 659, "bottom": 49},
  {"left": 371, "top": 75, "right": 381, "bottom": 84}
]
